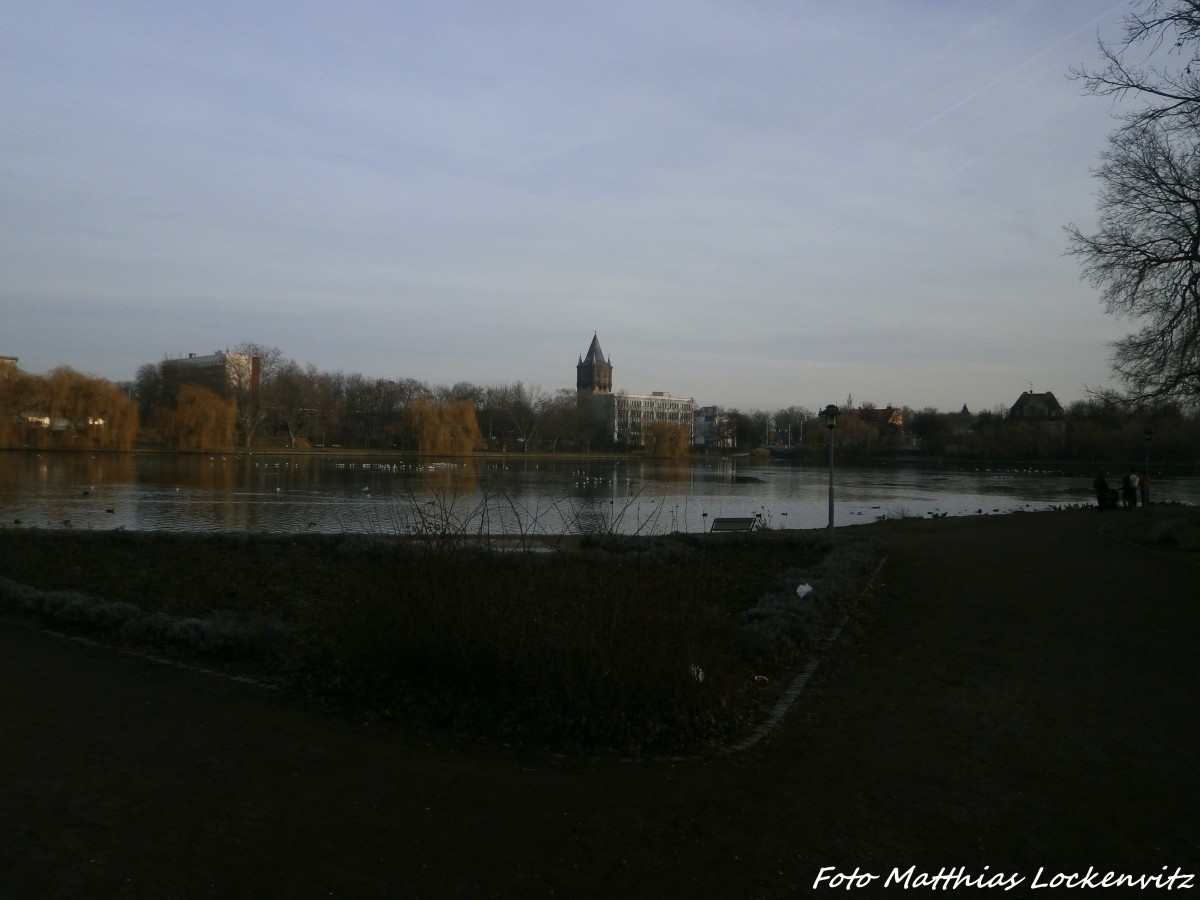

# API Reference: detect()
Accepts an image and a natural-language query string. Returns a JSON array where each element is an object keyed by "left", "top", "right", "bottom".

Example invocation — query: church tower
[{"left": 576, "top": 332, "right": 613, "bottom": 395}]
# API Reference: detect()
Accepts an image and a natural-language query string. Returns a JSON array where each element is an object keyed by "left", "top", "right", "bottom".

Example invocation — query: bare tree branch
[{"left": 1070, "top": 2, "right": 1200, "bottom": 407}]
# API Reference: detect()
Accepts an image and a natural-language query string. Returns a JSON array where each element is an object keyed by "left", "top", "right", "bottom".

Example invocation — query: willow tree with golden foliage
[
  {"left": 644, "top": 421, "right": 691, "bottom": 458},
  {"left": 406, "top": 398, "right": 483, "bottom": 455},
  {"left": 0, "top": 367, "right": 35, "bottom": 448},
  {"left": 0, "top": 366, "right": 138, "bottom": 450},
  {"left": 50, "top": 367, "right": 139, "bottom": 450},
  {"left": 158, "top": 384, "right": 237, "bottom": 451}
]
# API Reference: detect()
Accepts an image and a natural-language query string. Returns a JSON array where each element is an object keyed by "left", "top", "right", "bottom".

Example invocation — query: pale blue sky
[{"left": 3, "top": 1, "right": 1132, "bottom": 412}]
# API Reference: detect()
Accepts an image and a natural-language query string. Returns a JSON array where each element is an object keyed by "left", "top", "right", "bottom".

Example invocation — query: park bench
[{"left": 710, "top": 517, "right": 758, "bottom": 533}]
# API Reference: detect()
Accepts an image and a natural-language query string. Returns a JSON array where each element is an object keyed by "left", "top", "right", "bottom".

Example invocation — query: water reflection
[{"left": 0, "top": 451, "right": 1195, "bottom": 536}]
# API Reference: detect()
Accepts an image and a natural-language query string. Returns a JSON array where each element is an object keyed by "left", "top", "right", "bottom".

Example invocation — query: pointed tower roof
[{"left": 582, "top": 332, "right": 607, "bottom": 366}]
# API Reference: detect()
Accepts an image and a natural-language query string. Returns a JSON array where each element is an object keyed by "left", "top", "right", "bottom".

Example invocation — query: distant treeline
[{"left": 3, "top": 347, "right": 1198, "bottom": 466}]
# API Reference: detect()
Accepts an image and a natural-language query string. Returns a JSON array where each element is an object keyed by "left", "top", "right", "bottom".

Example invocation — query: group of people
[{"left": 1093, "top": 469, "right": 1150, "bottom": 511}]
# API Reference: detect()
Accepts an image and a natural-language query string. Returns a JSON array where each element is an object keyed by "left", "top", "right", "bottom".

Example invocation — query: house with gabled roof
[
  {"left": 1006, "top": 390, "right": 1066, "bottom": 456},
  {"left": 850, "top": 406, "right": 905, "bottom": 454},
  {"left": 855, "top": 406, "right": 904, "bottom": 429},
  {"left": 1008, "top": 391, "right": 1064, "bottom": 421}
]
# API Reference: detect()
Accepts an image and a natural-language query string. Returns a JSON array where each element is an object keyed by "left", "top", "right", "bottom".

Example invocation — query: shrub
[
  {"left": 738, "top": 539, "right": 883, "bottom": 661},
  {"left": 0, "top": 577, "right": 139, "bottom": 630},
  {"left": 0, "top": 576, "right": 289, "bottom": 660}
]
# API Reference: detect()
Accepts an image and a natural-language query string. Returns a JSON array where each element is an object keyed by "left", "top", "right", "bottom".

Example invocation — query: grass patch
[{"left": 0, "top": 528, "right": 879, "bottom": 754}]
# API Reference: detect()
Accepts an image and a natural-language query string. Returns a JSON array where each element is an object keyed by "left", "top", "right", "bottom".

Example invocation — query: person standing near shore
[
  {"left": 1094, "top": 471, "right": 1109, "bottom": 511},
  {"left": 1140, "top": 472, "right": 1151, "bottom": 508},
  {"left": 1122, "top": 471, "right": 1139, "bottom": 510}
]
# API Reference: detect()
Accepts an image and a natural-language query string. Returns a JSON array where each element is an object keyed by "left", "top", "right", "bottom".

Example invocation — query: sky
[{"left": 2, "top": 1, "right": 1138, "bottom": 414}]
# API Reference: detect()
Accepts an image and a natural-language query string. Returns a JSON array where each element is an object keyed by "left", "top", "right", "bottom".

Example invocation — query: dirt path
[{"left": 2, "top": 509, "right": 1197, "bottom": 898}]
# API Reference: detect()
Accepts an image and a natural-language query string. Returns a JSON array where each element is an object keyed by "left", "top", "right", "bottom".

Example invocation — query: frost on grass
[
  {"left": 0, "top": 577, "right": 139, "bottom": 629},
  {"left": 0, "top": 576, "right": 289, "bottom": 659}
]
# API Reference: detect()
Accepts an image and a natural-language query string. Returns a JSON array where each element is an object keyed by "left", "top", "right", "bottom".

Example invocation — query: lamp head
[{"left": 822, "top": 404, "right": 840, "bottom": 429}]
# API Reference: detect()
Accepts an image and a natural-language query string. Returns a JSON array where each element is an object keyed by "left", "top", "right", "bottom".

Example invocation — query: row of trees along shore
[{"left": 2, "top": 349, "right": 1198, "bottom": 466}]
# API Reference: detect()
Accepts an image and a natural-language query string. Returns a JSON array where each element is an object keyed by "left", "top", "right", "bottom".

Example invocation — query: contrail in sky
[{"left": 904, "top": 3, "right": 1127, "bottom": 140}]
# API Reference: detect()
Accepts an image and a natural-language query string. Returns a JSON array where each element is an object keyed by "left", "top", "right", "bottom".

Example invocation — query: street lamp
[
  {"left": 1144, "top": 428, "right": 1152, "bottom": 512},
  {"left": 822, "top": 404, "right": 839, "bottom": 544}
]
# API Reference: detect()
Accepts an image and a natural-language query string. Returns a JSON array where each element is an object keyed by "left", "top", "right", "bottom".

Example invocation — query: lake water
[{"left": 1, "top": 452, "right": 1195, "bottom": 537}]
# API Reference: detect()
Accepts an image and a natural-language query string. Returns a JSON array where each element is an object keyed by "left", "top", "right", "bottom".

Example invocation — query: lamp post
[
  {"left": 822, "top": 404, "right": 839, "bottom": 544},
  {"left": 1144, "top": 428, "right": 1152, "bottom": 512}
]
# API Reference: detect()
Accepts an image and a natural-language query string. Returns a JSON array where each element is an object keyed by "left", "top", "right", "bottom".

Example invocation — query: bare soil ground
[{"left": 2, "top": 508, "right": 1197, "bottom": 899}]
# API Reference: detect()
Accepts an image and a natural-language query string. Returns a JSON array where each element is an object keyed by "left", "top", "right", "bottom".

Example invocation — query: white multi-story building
[{"left": 612, "top": 391, "right": 694, "bottom": 447}]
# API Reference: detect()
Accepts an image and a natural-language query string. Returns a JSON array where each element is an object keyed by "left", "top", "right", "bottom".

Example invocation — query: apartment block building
[{"left": 160, "top": 351, "right": 259, "bottom": 403}]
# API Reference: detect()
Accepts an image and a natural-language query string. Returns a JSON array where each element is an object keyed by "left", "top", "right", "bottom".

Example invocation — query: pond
[{"left": 0, "top": 452, "right": 1194, "bottom": 537}]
